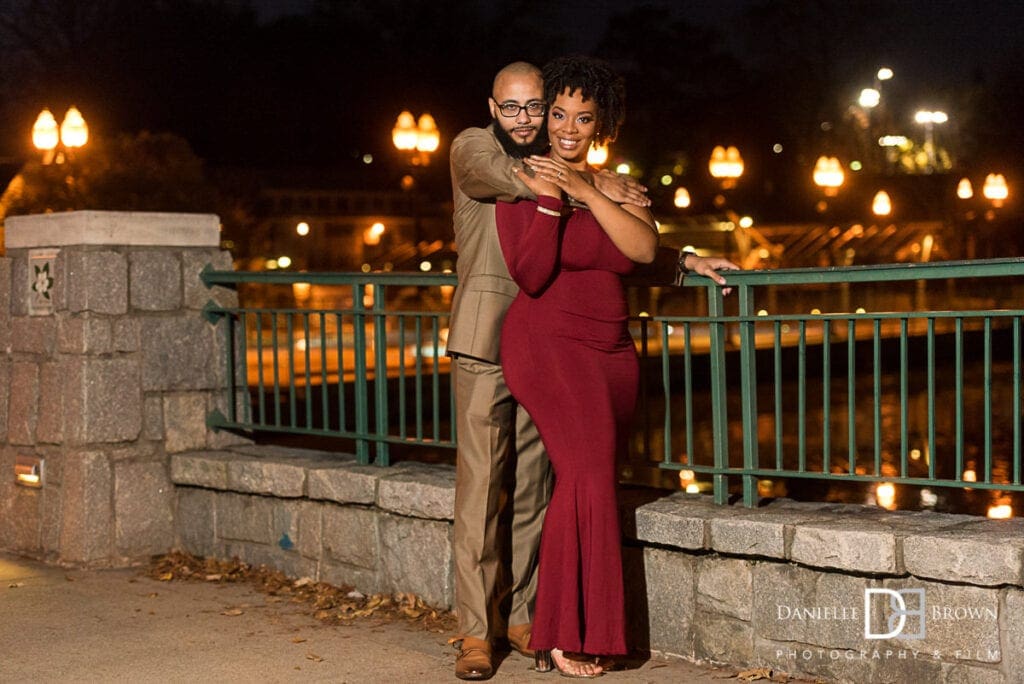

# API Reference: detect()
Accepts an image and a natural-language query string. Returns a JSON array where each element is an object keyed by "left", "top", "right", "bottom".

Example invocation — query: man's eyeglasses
[{"left": 494, "top": 100, "right": 546, "bottom": 118}]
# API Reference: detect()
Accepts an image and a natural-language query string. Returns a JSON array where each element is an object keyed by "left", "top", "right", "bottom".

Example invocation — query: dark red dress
[{"left": 497, "top": 194, "right": 637, "bottom": 655}]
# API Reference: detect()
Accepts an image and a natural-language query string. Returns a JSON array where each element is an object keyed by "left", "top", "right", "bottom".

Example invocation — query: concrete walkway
[{"left": 0, "top": 553, "right": 739, "bottom": 683}]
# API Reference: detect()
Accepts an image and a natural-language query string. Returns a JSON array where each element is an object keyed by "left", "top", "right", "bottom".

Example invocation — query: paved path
[{"left": 0, "top": 553, "right": 738, "bottom": 683}]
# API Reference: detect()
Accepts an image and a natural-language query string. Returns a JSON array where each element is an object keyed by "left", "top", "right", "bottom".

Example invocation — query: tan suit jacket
[{"left": 447, "top": 125, "right": 532, "bottom": 363}]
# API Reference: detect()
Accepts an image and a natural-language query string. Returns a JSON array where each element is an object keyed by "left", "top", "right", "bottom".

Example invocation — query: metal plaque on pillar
[{"left": 28, "top": 248, "right": 58, "bottom": 316}]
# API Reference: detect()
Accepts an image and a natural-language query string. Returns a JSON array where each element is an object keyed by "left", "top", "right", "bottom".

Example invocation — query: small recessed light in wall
[{"left": 14, "top": 455, "right": 44, "bottom": 488}]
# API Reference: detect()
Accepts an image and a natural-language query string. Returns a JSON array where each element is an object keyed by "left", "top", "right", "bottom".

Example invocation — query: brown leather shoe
[
  {"left": 455, "top": 636, "right": 494, "bottom": 680},
  {"left": 506, "top": 623, "right": 535, "bottom": 658}
]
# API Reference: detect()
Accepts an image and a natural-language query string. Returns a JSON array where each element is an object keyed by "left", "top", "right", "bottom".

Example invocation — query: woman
[{"left": 496, "top": 55, "right": 658, "bottom": 678}]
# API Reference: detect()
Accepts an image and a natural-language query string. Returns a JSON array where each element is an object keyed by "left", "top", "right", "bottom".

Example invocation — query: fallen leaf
[
  {"left": 157, "top": 572, "right": 174, "bottom": 582},
  {"left": 305, "top": 652, "right": 324, "bottom": 662},
  {"left": 737, "top": 667, "right": 774, "bottom": 682},
  {"left": 221, "top": 608, "right": 244, "bottom": 616},
  {"left": 205, "top": 574, "right": 222, "bottom": 582},
  {"left": 8, "top": 582, "right": 25, "bottom": 588},
  {"left": 291, "top": 637, "right": 307, "bottom": 644},
  {"left": 294, "top": 577, "right": 314, "bottom": 587}
]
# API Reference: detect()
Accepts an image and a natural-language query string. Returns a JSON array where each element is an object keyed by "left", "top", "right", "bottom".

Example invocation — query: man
[{"left": 447, "top": 61, "right": 648, "bottom": 680}]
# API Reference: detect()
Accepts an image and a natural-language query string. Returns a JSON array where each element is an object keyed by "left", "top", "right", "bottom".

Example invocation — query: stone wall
[
  {"left": 0, "top": 211, "right": 247, "bottom": 565},
  {"left": 169, "top": 447, "right": 1024, "bottom": 684}
]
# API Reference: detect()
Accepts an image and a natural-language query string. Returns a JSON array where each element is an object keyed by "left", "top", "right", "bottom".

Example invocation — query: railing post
[
  {"left": 707, "top": 284, "right": 730, "bottom": 504},
  {"left": 372, "top": 282, "right": 390, "bottom": 466},
  {"left": 352, "top": 282, "right": 371, "bottom": 464},
  {"left": 737, "top": 283, "right": 759, "bottom": 506}
]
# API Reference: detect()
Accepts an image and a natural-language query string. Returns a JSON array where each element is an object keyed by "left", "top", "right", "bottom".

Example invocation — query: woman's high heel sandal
[
  {"left": 544, "top": 648, "right": 604, "bottom": 678},
  {"left": 535, "top": 649, "right": 553, "bottom": 673}
]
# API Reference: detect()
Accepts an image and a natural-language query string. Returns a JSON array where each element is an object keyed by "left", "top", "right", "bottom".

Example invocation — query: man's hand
[
  {"left": 680, "top": 252, "right": 739, "bottom": 296},
  {"left": 593, "top": 169, "right": 650, "bottom": 207}
]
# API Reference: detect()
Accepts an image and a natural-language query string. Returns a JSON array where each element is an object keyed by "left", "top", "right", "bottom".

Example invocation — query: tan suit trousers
[{"left": 452, "top": 355, "right": 552, "bottom": 641}]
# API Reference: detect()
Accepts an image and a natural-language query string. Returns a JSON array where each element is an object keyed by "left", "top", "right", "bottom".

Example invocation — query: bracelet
[
  {"left": 536, "top": 205, "right": 561, "bottom": 217},
  {"left": 677, "top": 248, "right": 698, "bottom": 274}
]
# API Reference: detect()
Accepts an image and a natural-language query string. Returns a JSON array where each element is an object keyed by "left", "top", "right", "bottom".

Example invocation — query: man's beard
[{"left": 492, "top": 117, "right": 550, "bottom": 159}]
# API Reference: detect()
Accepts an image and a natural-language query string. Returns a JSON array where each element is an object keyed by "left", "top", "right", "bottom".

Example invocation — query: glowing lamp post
[
  {"left": 392, "top": 110, "right": 440, "bottom": 166},
  {"left": 872, "top": 190, "right": 892, "bottom": 217},
  {"left": 982, "top": 173, "right": 1008, "bottom": 206},
  {"left": 32, "top": 106, "right": 88, "bottom": 164},
  {"left": 812, "top": 156, "right": 845, "bottom": 197},
  {"left": 708, "top": 145, "right": 743, "bottom": 189},
  {"left": 586, "top": 142, "right": 609, "bottom": 167}
]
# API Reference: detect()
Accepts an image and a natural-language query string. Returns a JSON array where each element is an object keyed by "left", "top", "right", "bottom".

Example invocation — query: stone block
[
  {"left": 143, "top": 395, "right": 164, "bottom": 441},
  {"left": 141, "top": 315, "right": 219, "bottom": 391},
  {"left": 379, "top": 513, "right": 452, "bottom": 609},
  {"left": 222, "top": 541, "right": 318, "bottom": 579},
  {"left": 319, "top": 561, "right": 382, "bottom": 595},
  {"left": 944, "top": 663, "right": 1006, "bottom": 684},
  {"left": 0, "top": 360, "right": 9, "bottom": 441},
  {"left": 65, "top": 249, "right": 128, "bottom": 315},
  {"left": 752, "top": 563, "right": 820, "bottom": 643},
  {"left": 81, "top": 357, "right": 143, "bottom": 443},
  {"left": 634, "top": 493, "right": 712, "bottom": 550},
  {"left": 10, "top": 316, "right": 57, "bottom": 355},
  {"left": 294, "top": 500, "right": 323, "bottom": 560},
  {"left": 879, "top": 579, "right": 1001, "bottom": 665},
  {"left": 56, "top": 313, "right": 112, "bottom": 354},
  {"left": 696, "top": 556, "right": 752, "bottom": 620},
  {"left": 4, "top": 486, "right": 44, "bottom": 553},
  {"left": 322, "top": 505, "right": 379, "bottom": 569},
  {"left": 163, "top": 393, "right": 207, "bottom": 453},
  {"left": 59, "top": 450, "right": 113, "bottom": 563},
  {"left": 129, "top": 250, "right": 182, "bottom": 310},
  {"left": 182, "top": 248, "right": 237, "bottom": 310},
  {"left": 112, "top": 318, "right": 141, "bottom": 352},
  {"left": 175, "top": 487, "right": 218, "bottom": 558},
  {"left": 170, "top": 451, "right": 233, "bottom": 488},
  {"left": 693, "top": 612, "right": 754, "bottom": 666},
  {"left": 36, "top": 361, "right": 65, "bottom": 443},
  {"left": 7, "top": 361, "right": 39, "bottom": 445},
  {"left": 307, "top": 462, "right": 383, "bottom": 505},
  {"left": 0, "top": 257, "right": 11, "bottom": 349},
  {"left": 377, "top": 462, "right": 455, "bottom": 520},
  {"left": 904, "top": 519, "right": 1024, "bottom": 586},
  {"left": 227, "top": 455, "right": 306, "bottom": 497},
  {"left": 217, "top": 492, "right": 275, "bottom": 544},
  {"left": 114, "top": 459, "right": 175, "bottom": 558},
  {"left": 1004, "top": 589, "right": 1024, "bottom": 681},
  {"left": 790, "top": 520, "right": 898, "bottom": 574},
  {"left": 643, "top": 546, "right": 696, "bottom": 658},
  {"left": 9, "top": 250, "right": 29, "bottom": 317}
]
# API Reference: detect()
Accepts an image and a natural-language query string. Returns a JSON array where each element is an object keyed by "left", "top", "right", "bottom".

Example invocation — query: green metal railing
[
  {"left": 201, "top": 268, "right": 457, "bottom": 465},
  {"left": 202, "top": 259, "right": 1024, "bottom": 508},
  {"left": 657, "top": 258, "right": 1024, "bottom": 506}
]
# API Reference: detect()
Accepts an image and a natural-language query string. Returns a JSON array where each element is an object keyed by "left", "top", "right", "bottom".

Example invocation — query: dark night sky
[{"left": 2, "top": 0, "right": 1022, "bottom": 189}]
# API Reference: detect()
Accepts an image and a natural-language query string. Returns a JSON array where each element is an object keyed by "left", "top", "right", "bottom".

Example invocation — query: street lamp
[
  {"left": 812, "top": 156, "right": 845, "bottom": 197},
  {"left": 32, "top": 106, "right": 88, "bottom": 164},
  {"left": 392, "top": 110, "right": 440, "bottom": 166},
  {"left": 872, "top": 190, "right": 892, "bottom": 217},
  {"left": 708, "top": 145, "right": 743, "bottom": 189},
  {"left": 982, "top": 173, "right": 1008, "bottom": 205},
  {"left": 587, "top": 142, "right": 609, "bottom": 166},
  {"left": 913, "top": 110, "right": 948, "bottom": 172}
]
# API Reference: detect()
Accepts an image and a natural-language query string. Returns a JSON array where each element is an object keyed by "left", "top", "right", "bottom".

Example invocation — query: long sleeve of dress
[{"left": 497, "top": 196, "right": 564, "bottom": 297}]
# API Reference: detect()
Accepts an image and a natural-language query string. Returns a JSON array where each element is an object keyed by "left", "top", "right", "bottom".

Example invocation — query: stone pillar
[{"left": 0, "top": 211, "right": 246, "bottom": 565}]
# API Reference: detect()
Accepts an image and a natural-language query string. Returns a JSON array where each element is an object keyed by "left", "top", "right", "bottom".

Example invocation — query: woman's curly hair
[{"left": 542, "top": 55, "right": 626, "bottom": 146}]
